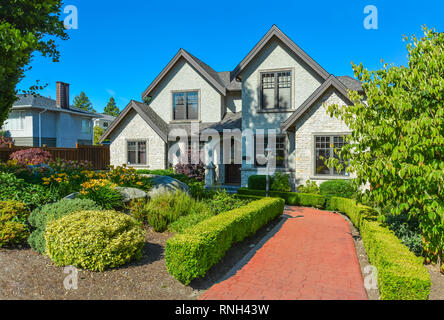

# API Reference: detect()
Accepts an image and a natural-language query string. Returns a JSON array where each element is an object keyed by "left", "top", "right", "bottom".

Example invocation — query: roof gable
[
  {"left": 100, "top": 100, "right": 168, "bottom": 143},
  {"left": 232, "top": 25, "right": 330, "bottom": 81},
  {"left": 281, "top": 75, "right": 353, "bottom": 132},
  {"left": 141, "top": 49, "right": 226, "bottom": 99}
]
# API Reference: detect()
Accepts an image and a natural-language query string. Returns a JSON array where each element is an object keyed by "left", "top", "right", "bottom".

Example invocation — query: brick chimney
[{"left": 56, "top": 82, "right": 70, "bottom": 109}]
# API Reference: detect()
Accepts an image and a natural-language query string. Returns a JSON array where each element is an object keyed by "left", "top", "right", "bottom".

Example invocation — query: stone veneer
[{"left": 109, "top": 109, "right": 166, "bottom": 170}]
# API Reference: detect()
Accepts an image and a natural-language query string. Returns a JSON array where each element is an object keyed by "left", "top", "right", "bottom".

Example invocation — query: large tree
[
  {"left": 103, "top": 97, "right": 120, "bottom": 117},
  {"left": 0, "top": 0, "right": 68, "bottom": 127},
  {"left": 73, "top": 91, "right": 96, "bottom": 113},
  {"left": 326, "top": 27, "right": 443, "bottom": 269}
]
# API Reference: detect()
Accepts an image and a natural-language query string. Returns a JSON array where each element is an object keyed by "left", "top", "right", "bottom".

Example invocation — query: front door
[{"left": 224, "top": 138, "right": 241, "bottom": 185}]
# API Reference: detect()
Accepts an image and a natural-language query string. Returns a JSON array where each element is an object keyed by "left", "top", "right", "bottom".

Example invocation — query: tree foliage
[
  {"left": 93, "top": 126, "right": 105, "bottom": 145},
  {"left": 73, "top": 91, "right": 96, "bottom": 113},
  {"left": 326, "top": 27, "right": 443, "bottom": 266},
  {"left": 103, "top": 97, "right": 120, "bottom": 117},
  {"left": 0, "top": 0, "right": 68, "bottom": 127}
]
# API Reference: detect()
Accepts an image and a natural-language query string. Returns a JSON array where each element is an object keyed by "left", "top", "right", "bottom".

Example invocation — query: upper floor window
[
  {"left": 173, "top": 91, "right": 198, "bottom": 120},
  {"left": 3, "top": 111, "right": 24, "bottom": 130},
  {"left": 103, "top": 122, "right": 109, "bottom": 128},
  {"left": 261, "top": 71, "right": 292, "bottom": 110},
  {"left": 81, "top": 119, "right": 91, "bottom": 134},
  {"left": 315, "top": 135, "right": 348, "bottom": 176}
]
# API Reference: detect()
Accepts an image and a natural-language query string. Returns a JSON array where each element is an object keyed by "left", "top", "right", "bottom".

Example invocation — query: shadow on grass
[{"left": 189, "top": 212, "right": 304, "bottom": 291}]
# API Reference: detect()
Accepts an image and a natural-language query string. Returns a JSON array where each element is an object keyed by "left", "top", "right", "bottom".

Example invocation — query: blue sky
[{"left": 18, "top": 0, "right": 443, "bottom": 113}]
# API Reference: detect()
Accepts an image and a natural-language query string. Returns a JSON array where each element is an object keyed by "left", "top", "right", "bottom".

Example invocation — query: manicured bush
[
  {"left": 237, "top": 188, "right": 326, "bottom": 208},
  {"left": 384, "top": 213, "right": 423, "bottom": 257},
  {"left": 45, "top": 210, "right": 146, "bottom": 271},
  {"left": 247, "top": 175, "right": 269, "bottom": 190},
  {"left": 10, "top": 148, "right": 52, "bottom": 165},
  {"left": 360, "top": 220, "right": 431, "bottom": 300},
  {"left": 330, "top": 197, "right": 376, "bottom": 229},
  {"left": 0, "top": 200, "right": 30, "bottom": 247},
  {"left": 319, "top": 180, "right": 356, "bottom": 209},
  {"left": 0, "top": 221, "right": 29, "bottom": 247},
  {"left": 165, "top": 198, "right": 285, "bottom": 284},
  {"left": 28, "top": 198, "right": 101, "bottom": 253},
  {"left": 332, "top": 196, "right": 431, "bottom": 300},
  {"left": 168, "top": 210, "right": 215, "bottom": 234},
  {"left": 270, "top": 172, "right": 291, "bottom": 192},
  {"left": 78, "top": 179, "right": 123, "bottom": 209}
]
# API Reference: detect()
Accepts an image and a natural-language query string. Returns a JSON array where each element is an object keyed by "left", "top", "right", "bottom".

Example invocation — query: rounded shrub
[
  {"left": 28, "top": 198, "right": 102, "bottom": 253},
  {"left": 45, "top": 210, "right": 146, "bottom": 271},
  {"left": 0, "top": 200, "right": 30, "bottom": 248},
  {"left": 319, "top": 180, "right": 356, "bottom": 210}
]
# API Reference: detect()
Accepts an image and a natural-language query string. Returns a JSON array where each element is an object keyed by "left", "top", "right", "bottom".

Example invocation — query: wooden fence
[{"left": 0, "top": 144, "right": 110, "bottom": 170}]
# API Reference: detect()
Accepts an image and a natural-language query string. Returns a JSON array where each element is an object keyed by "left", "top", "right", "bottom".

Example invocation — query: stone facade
[{"left": 109, "top": 109, "right": 166, "bottom": 170}]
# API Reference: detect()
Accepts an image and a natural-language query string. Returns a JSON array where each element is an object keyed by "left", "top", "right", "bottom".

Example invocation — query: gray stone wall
[{"left": 109, "top": 109, "right": 166, "bottom": 170}]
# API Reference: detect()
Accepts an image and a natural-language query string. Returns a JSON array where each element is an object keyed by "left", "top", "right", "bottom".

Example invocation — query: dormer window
[
  {"left": 261, "top": 71, "right": 292, "bottom": 110},
  {"left": 173, "top": 91, "right": 199, "bottom": 120}
]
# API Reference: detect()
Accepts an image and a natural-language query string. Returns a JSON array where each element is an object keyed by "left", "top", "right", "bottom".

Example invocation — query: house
[
  {"left": 2, "top": 82, "right": 96, "bottom": 148},
  {"left": 93, "top": 113, "right": 116, "bottom": 131},
  {"left": 100, "top": 25, "right": 364, "bottom": 189}
]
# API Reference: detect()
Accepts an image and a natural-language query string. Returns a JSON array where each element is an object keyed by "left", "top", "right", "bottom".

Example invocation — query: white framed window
[
  {"left": 314, "top": 135, "right": 348, "bottom": 176},
  {"left": 3, "top": 111, "right": 24, "bottom": 130},
  {"left": 81, "top": 119, "right": 91, "bottom": 134}
]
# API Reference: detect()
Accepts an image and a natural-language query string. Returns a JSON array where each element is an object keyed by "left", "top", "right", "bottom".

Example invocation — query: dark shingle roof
[
  {"left": 183, "top": 50, "right": 227, "bottom": 90},
  {"left": 337, "top": 76, "right": 364, "bottom": 93},
  {"left": 217, "top": 71, "right": 242, "bottom": 91},
  {"left": 132, "top": 101, "right": 169, "bottom": 137},
  {"left": 168, "top": 112, "right": 242, "bottom": 136},
  {"left": 13, "top": 94, "right": 97, "bottom": 117}
]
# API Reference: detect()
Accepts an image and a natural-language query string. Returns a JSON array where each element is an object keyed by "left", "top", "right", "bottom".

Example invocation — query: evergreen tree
[
  {"left": 73, "top": 92, "right": 96, "bottom": 113},
  {"left": 103, "top": 97, "right": 120, "bottom": 117}
]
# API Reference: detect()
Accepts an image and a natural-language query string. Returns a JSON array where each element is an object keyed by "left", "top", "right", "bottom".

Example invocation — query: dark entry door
[{"left": 225, "top": 138, "right": 241, "bottom": 185}]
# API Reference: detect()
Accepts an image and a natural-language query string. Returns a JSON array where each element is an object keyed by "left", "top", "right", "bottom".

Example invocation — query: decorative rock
[
  {"left": 115, "top": 187, "right": 148, "bottom": 203},
  {"left": 64, "top": 192, "right": 79, "bottom": 200},
  {"left": 143, "top": 174, "right": 190, "bottom": 197}
]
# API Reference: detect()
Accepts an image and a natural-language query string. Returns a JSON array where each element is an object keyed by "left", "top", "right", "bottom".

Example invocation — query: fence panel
[{"left": 0, "top": 144, "right": 110, "bottom": 170}]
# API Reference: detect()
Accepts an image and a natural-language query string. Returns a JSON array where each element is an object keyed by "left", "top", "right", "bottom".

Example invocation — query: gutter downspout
[{"left": 38, "top": 108, "right": 48, "bottom": 147}]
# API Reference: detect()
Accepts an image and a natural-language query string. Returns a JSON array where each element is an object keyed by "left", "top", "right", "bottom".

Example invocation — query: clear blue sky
[{"left": 18, "top": 0, "right": 443, "bottom": 113}]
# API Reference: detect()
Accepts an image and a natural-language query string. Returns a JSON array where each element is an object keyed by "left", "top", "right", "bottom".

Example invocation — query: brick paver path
[{"left": 200, "top": 207, "right": 368, "bottom": 300}]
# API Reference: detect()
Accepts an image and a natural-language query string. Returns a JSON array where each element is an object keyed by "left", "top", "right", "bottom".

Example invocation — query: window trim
[
  {"left": 170, "top": 89, "right": 201, "bottom": 122},
  {"left": 126, "top": 139, "right": 148, "bottom": 166},
  {"left": 312, "top": 133, "right": 350, "bottom": 178},
  {"left": 254, "top": 133, "right": 287, "bottom": 169},
  {"left": 259, "top": 68, "right": 294, "bottom": 111}
]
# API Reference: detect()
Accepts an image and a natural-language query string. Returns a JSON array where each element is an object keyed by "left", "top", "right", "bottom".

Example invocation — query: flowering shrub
[
  {"left": 105, "top": 165, "right": 152, "bottom": 190},
  {"left": 47, "top": 158, "right": 93, "bottom": 174},
  {"left": 10, "top": 148, "right": 52, "bottom": 165},
  {"left": 79, "top": 179, "right": 123, "bottom": 209},
  {"left": 174, "top": 162, "right": 205, "bottom": 182}
]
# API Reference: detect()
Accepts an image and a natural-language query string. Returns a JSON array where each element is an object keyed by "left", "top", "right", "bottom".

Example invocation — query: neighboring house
[
  {"left": 100, "top": 25, "right": 364, "bottom": 189},
  {"left": 2, "top": 82, "right": 95, "bottom": 148},
  {"left": 93, "top": 113, "right": 116, "bottom": 130}
]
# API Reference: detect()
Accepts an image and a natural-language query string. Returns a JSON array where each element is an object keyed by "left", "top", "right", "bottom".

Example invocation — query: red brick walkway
[{"left": 199, "top": 207, "right": 368, "bottom": 300}]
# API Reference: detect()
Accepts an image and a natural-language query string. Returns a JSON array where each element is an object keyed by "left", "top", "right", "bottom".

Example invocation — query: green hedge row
[
  {"left": 330, "top": 197, "right": 376, "bottom": 228},
  {"left": 331, "top": 197, "right": 431, "bottom": 300},
  {"left": 165, "top": 197, "right": 285, "bottom": 284},
  {"left": 237, "top": 188, "right": 326, "bottom": 208}
]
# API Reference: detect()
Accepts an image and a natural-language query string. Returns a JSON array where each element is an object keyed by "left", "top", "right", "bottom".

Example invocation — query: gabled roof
[
  {"left": 141, "top": 49, "right": 227, "bottom": 99},
  {"left": 99, "top": 100, "right": 168, "bottom": 143},
  {"left": 217, "top": 71, "right": 242, "bottom": 91},
  {"left": 281, "top": 75, "right": 353, "bottom": 132},
  {"left": 337, "top": 75, "right": 364, "bottom": 93},
  {"left": 232, "top": 25, "right": 330, "bottom": 80}
]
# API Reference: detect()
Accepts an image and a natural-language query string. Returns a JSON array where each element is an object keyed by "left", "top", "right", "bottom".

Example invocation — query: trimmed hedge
[
  {"left": 237, "top": 188, "right": 326, "bottom": 208},
  {"left": 165, "top": 197, "right": 285, "bottom": 284},
  {"left": 320, "top": 180, "right": 356, "bottom": 210},
  {"left": 361, "top": 221, "right": 431, "bottom": 300},
  {"left": 330, "top": 197, "right": 376, "bottom": 228},
  {"left": 331, "top": 197, "right": 431, "bottom": 300},
  {"left": 247, "top": 175, "right": 269, "bottom": 190}
]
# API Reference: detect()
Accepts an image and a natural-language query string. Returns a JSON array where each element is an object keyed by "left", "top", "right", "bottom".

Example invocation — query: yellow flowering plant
[{"left": 78, "top": 179, "right": 123, "bottom": 209}]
